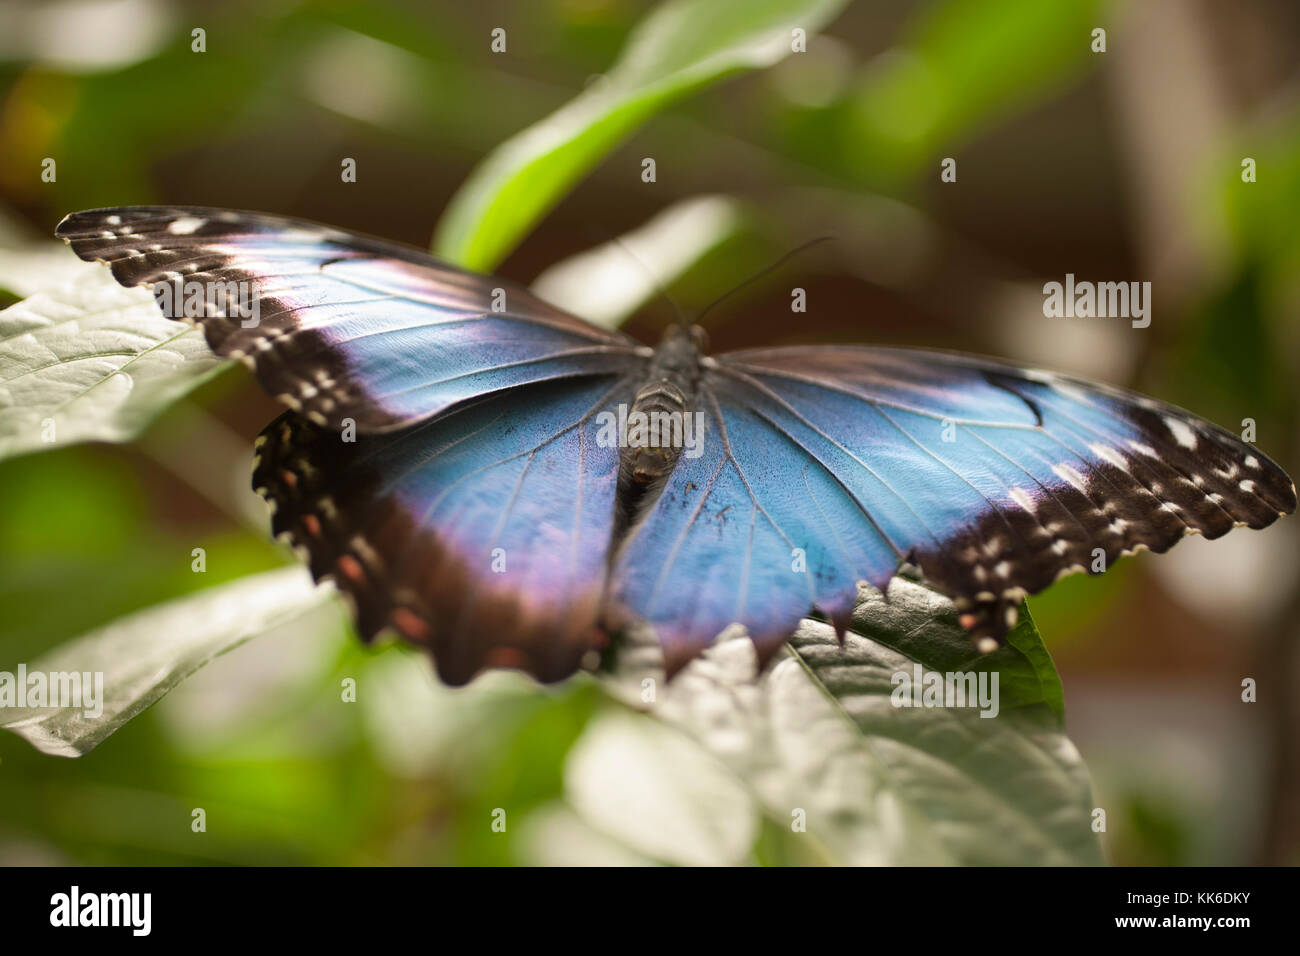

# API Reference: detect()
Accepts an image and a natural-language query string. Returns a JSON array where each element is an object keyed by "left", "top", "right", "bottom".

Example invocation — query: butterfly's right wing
[
  {"left": 605, "top": 344, "right": 1295, "bottom": 674},
  {"left": 57, "top": 206, "right": 645, "bottom": 432}
]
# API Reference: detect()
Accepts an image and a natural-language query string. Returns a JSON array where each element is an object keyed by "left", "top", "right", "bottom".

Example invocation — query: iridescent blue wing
[
  {"left": 59, "top": 206, "right": 650, "bottom": 684},
  {"left": 254, "top": 375, "right": 636, "bottom": 685},
  {"left": 609, "top": 346, "right": 1296, "bottom": 672},
  {"left": 606, "top": 380, "right": 895, "bottom": 674},
  {"left": 56, "top": 206, "right": 644, "bottom": 431}
]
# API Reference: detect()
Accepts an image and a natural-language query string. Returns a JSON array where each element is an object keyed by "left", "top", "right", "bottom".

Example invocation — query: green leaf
[
  {"left": 607, "top": 577, "right": 1103, "bottom": 865},
  {"left": 0, "top": 258, "right": 227, "bottom": 462},
  {"left": 839, "top": 0, "right": 1101, "bottom": 184},
  {"left": 0, "top": 567, "right": 341, "bottom": 757},
  {"left": 433, "top": 0, "right": 849, "bottom": 270}
]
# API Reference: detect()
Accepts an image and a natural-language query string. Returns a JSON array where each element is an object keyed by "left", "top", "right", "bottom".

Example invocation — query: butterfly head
[{"left": 659, "top": 321, "right": 708, "bottom": 354}]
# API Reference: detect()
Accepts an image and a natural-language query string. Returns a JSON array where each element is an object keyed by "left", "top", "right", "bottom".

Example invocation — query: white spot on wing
[
  {"left": 1008, "top": 487, "right": 1037, "bottom": 512},
  {"left": 1087, "top": 442, "right": 1129, "bottom": 471},
  {"left": 1051, "top": 463, "right": 1089, "bottom": 493},
  {"left": 1163, "top": 415, "right": 1198, "bottom": 450},
  {"left": 167, "top": 216, "right": 207, "bottom": 235}
]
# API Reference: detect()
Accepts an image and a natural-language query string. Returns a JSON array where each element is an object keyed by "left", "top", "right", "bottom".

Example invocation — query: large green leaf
[
  {"left": 606, "top": 577, "right": 1103, "bottom": 865},
  {"left": 0, "top": 567, "right": 341, "bottom": 757},
  {"left": 0, "top": 258, "right": 227, "bottom": 462},
  {"left": 433, "top": 0, "right": 849, "bottom": 270},
  {"left": 839, "top": 0, "right": 1101, "bottom": 183}
]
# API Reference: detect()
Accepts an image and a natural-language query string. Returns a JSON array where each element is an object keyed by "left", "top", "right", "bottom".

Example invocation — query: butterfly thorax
[{"left": 624, "top": 324, "right": 707, "bottom": 484}]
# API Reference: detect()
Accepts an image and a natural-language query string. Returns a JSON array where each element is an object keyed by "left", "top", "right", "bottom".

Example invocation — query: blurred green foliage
[{"left": 1, "top": 0, "right": 1297, "bottom": 865}]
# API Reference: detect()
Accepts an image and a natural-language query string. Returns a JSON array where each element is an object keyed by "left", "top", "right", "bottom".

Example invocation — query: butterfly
[{"left": 57, "top": 206, "right": 1297, "bottom": 685}]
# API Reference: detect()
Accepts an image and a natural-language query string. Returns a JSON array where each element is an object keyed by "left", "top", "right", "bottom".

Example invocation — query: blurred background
[{"left": 0, "top": 0, "right": 1298, "bottom": 865}]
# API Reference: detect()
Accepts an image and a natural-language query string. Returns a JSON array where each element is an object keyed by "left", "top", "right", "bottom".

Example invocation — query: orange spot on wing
[
  {"left": 485, "top": 647, "right": 529, "bottom": 671},
  {"left": 336, "top": 554, "right": 364, "bottom": 583},
  {"left": 390, "top": 607, "right": 430, "bottom": 642},
  {"left": 301, "top": 514, "right": 321, "bottom": 537}
]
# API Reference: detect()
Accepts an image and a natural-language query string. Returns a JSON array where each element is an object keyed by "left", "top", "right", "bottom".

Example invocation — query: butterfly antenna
[
  {"left": 694, "top": 236, "right": 836, "bottom": 325},
  {"left": 604, "top": 234, "right": 690, "bottom": 328}
]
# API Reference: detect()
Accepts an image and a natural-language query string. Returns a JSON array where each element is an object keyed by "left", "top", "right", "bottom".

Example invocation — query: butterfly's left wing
[{"left": 607, "top": 345, "right": 1296, "bottom": 672}]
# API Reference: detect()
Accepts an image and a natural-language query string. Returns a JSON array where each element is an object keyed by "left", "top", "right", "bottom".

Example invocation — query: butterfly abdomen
[
  {"left": 623, "top": 324, "right": 707, "bottom": 485},
  {"left": 626, "top": 380, "right": 689, "bottom": 483}
]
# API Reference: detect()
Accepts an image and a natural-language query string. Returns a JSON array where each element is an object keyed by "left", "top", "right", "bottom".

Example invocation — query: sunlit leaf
[
  {"left": 433, "top": 0, "right": 849, "bottom": 270},
  {"left": 0, "top": 258, "right": 226, "bottom": 462},
  {"left": 562, "top": 710, "right": 758, "bottom": 865},
  {"left": 517, "top": 801, "right": 658, "bottom": 867},
  {"left": 608, "top": 577, "right": 1104, "bottom": 865},
  {"left": 0, "top": 567, "right": 341, "bottom": 757}
]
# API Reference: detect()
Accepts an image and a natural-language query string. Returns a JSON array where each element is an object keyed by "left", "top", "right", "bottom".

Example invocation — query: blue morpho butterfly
[{"left": 58, "top": 207, "right": 1297, "bottom": 685}]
